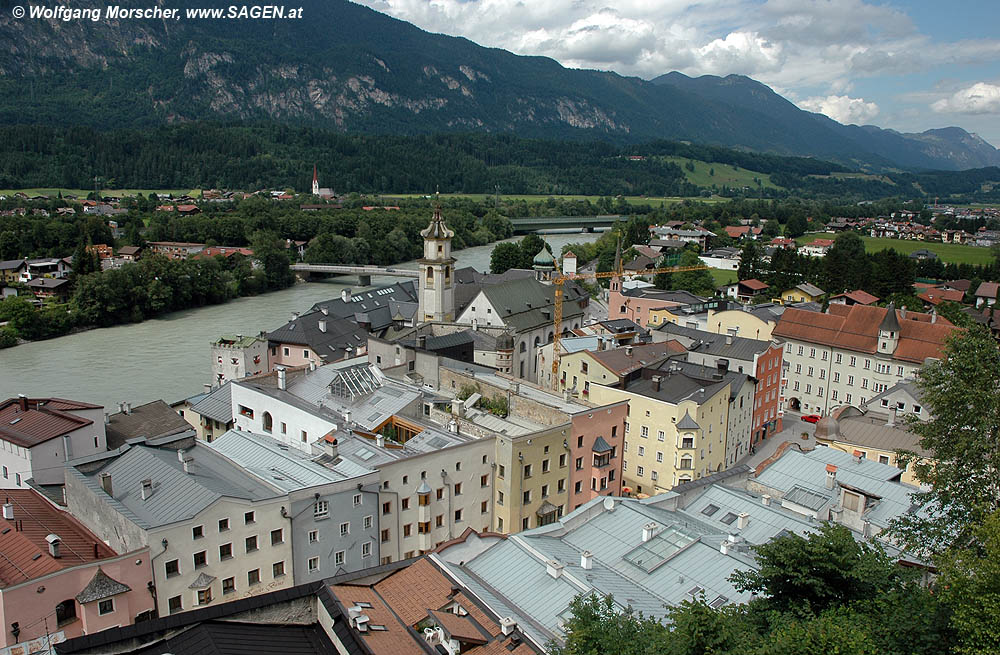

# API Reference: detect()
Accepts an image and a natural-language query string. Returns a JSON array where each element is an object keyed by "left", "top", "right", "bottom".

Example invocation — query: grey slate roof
[
  {"left": 657, "top": 323, "right": 773, "bottom": 364},
  {"left": 189, "top": 382, "right": 234, "bottom": 425},
  {"left": 106, "top": 400, "right": 192, "bottom": 449},
  {"left": 676, "top": 410, "right": 701, "bottom": 430},
  {"left": 76, "top": 568, "right": 131, "bottom": 604},
  {"left": 591, "top": 436, "right": 613, "bottom": 452},
  {"left": 75, "top": 444, "right": 279, "bottom": 530},
  {"left": 474, "top": 277, "right": 586, "bottom": 333},
  {"left": 207, "top": 430, "right": 371, "bottom": 491}
]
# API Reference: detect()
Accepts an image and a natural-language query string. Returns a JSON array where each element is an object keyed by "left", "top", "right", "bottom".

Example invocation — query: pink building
[
  {"left": 0, "top": 490, "right": 154, "bottom": 650},
  {"left": 568, "top": 400, "right": 629, "bottom": 512},
  {"left": 607, "top": 276, "right": 685, "bottom": 326}
]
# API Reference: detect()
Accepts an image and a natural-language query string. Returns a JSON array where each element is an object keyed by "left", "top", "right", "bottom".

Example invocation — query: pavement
[{"left": 742, "top": 411, "right": 818, "bottom": 469}]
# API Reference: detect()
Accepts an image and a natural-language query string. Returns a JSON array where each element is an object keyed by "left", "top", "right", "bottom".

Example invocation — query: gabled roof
[
  {"left": 474, "top": 277, "right": 585, "bottom": 333},
  {"left": 793, "top": 282, "right": 825, "bottom": 297},
  {"left": 830, "top": 289, "right": 880, "bottom": 305},
  {"left": 584, "top": 342, "right": 686, "bottom": 377},
  {"left": 1, "top": 489, "right": 116, "bottom": 588},
  {"left": 76, "top": 568, "right": 131, "bottom": 604},
  {"left": 0, "top": 396, "right": 96, "bottom": 448},
  {"left": 975, "top": 281, "right": 1000, "bottom": 298},
  {"left": 106, "top": 400, "right": 192, "bottom": 449},
  {"left": 189, "top": 382, "right": 234, "bottom": 425}
]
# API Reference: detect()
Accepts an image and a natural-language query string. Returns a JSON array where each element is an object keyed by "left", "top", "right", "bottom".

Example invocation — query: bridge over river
[
  {"left": 289, "top": 263, "right": 420, "bottom": 285},
  {"left": 509, "top": 214, "right": 622, "bottom": 233}
]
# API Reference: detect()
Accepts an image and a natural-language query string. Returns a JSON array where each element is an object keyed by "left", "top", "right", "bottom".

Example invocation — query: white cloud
[
  {"left": 798, "top": 95, "right": 880, "bottom": 124},
  {"left": 931, "top": 83, "right": 1000, "bottom": 115}
]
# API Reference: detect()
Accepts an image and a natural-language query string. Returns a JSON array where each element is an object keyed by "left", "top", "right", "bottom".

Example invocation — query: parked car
[{"left": 802, "top": 414, "right": 821, "bottom": 424}]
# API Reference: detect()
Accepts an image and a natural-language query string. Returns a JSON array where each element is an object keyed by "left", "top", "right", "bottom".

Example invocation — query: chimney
[
  {"left": 46, "top": 534, "right": 61, "bottom": 558},
  {"left": 324, "top": 437, "right": 339, "bottom": 458},
  {"left": 341, "top": 288, "right": 352, "bottom": 303},
  {"left": 720, "top": 540, "right": 730, "bottom": 555},
  {"left": 124, "top": 402, "right": 131, "bottom": 415},
  {"left": 104, "top": 412, "right": 111, "bottom": 425},
  {"left": 277, "top": 366, "right": 287, "bottom": 391},
  {"left": 183, "top": 456, "right": 194, "bottom": 474},
  {"left": 203, "top": 383, "right": 212, "bottom": 394},
  {"left": 580, "top": 550, "right": 593, "bottom": 570},
  {"left": 717, "top": 360, "right": 729, "bottom": 374},
  {"left": 62, "top": 434, "right": 73, "bottom": 461},
  {"left": 642, "top": 522, "right": 657, "bottom": 542},
  {"left": 500, "top": 618, "right": 517, "bottom": 636},
  {"left": 448, "top": 419, "right": 459, "bottom": 434},
  {"left": 726, "top": 334, "right": 733, "bottom": 345},
  {"left": 320, "top": 305, "right": 329, "bottom": 316},
  {"left": 291, "top": 311, "right": 300, "bottom": 321},
  {"left": 99, "top": 472, "right": 113, "bottom": 496},
  {"left": 118, "top": 401, "right": 126, "bottom": 414},
  {"left": 761, "top": 494, "right": 771, "bottom": 507},
  {"left": 563, "top": 389, "right": 571, "bottom": 402},
  {"left": 318, "top": 319, "right": 327, "bottom": 333},
  {"left": 899, "top": 307, "right": 906, "bottom": 319},
  {"left": 625, "top": 345, "right": 633, "bottom": 357},
  {"left": 825, "top": 463, "right": 837, "bottom": 489},
  {"left": 545, "top": 560, "right": 564, "bottom": 579},
  {"left": 651, "top": 376, "right": 662, "bottom": 392},
  {"left": 141, "top": 478, "right": 153, "bottom": 500},
  {"left": 2, "top": 503, "right": 13, "bottom": 520},
  {"left": 737, "top": 512, "right": 749, "bottom": 530},
  {"left": 376, "top": 434, "right": 385, "bottom": 448},
  {"left": 18, "top": 394, "right": 27, "bottom": 411},
  {"left": 177, "top": 448, "right": 187, "bottom": 462},
  {"left": 930, "top": 309, "right": 937, "bottom": 324},
  {"left": 863, "top": 520, "right": 872, "bottom": 538}
]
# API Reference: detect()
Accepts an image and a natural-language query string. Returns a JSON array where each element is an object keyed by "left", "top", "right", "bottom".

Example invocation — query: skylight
[
  {"left": 623, "top": 527, "right": 697, "bottom": 573},
  {"left": 701, "top": 504, "right": 719, "bottom": 517},
  {"left": 720, "top": 512, "right": 738, "bottom": 525}
]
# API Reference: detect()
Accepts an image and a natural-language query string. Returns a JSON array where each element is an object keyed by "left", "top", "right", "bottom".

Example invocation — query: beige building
[
  {"left": 813, "top": 408, "right": 931, "bottom": 486},
  {"left": 588, "top": 360, "right": 753, "bottom": 495},
  {"left": 554, "top": 342, "right": 685, "bottom": 397}
]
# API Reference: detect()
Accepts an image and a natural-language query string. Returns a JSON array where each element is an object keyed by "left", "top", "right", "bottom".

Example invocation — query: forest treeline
[{"left": 3, "top": 123, "right": 998, "bottom": 201}]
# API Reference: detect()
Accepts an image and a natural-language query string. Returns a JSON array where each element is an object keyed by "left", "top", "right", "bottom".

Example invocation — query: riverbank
[{"left": 0, "top": 233, "right": 602, "bottom": 408}]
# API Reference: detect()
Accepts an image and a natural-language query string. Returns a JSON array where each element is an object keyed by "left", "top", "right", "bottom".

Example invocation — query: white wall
[
  {"left": 0, "top": 440, "right": 31, "bottom": 489},
  {"left": 230, "top": 384, "right": 338, "bottom": 453}
]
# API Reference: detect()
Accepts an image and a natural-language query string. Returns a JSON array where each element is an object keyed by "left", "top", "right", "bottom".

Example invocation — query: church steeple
[
  {"left": 418, "top": 199, "right": 456, "bottom": 323},
  {"left": 311, "top": 164, "right": 320, "bottom": 196}
]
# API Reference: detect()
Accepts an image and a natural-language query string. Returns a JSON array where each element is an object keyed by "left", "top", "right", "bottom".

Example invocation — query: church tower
[
  {"left": 418, "top": 203, "right": 456, "bottom": 322},
  {"left": 312, "top": 164, "right": 320, "bottom": 196}
]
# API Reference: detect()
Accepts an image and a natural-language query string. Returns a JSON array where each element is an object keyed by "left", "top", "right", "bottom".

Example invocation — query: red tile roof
[
  {"left": 773, "top": 305, "right": 957, "bottom": 364},
  {"left": 740, "top": 278, "right": 769, "bottom": 291},
  {"left": 0, "top": 397, "right": 96, "bottom": 448},
  {"left": 0, "top": 489, "right": 116, "bottom": 588},
  {"left": 831, "top": 290, "right": 880, "bottom": 305},
  {"left": 917, "top": 289, "right": 965, "bottom": 305},
  {"left": 724, "top": 226, "right": 750, "bottom": 238},
  {"left": 976, "top": 282, "right": 1000, "bottom": 298}
]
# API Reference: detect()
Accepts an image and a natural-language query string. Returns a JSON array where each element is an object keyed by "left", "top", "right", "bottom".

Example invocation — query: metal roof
[{"left": 189, "top": 383, "right": 235, "bottom": 425}]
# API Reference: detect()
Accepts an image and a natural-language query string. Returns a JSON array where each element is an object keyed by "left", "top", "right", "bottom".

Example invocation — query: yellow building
[
  {"left": 704, "top": 307, "right": 778, "bottom": 341},
  {"left": 588, "top": 365, "right": 737, "bottom": 496},
  {"left": 493, "top": 425, "right": 572, "bottom": 533},
  {"left": 646, "top": 306, "right": 683, "bottom": 328},
  {"left": 813, "top": 411, "right": 931, "bottom": 486},
  {"left": 780, "top": 282, "right": 826, "bottom": 305},
  {"left": 556, "top": 342, "right": 684, "bottom": 396}
]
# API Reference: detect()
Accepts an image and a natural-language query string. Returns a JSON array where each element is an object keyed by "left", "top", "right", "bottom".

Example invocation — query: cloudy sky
[{"left": 357, "top": 0, "right": 1000, "bottom": 146}]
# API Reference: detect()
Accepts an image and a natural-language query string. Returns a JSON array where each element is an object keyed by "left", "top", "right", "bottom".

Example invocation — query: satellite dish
[{"left": 603, "top": 497, "right": 615, "bottom": 511}]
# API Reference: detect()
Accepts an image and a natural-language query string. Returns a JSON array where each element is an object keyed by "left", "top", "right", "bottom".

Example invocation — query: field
[
  {"left": 709, "top": 269, "right": 738, "bottom": 286},
  {"left": 0, "top": 188, "right": 200, "bottom": 198},
  {"left": 382, "top": 193, "right": 730, "bottom": 206},
  {"left": 797, "top": 232, "right": 995, "bottom": 266},
  {"left": 658, "top": 156, "right": 782, "bottom": 191}
]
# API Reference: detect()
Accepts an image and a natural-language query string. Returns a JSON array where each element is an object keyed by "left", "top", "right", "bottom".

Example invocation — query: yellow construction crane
[{"left": 550, "top": 262, "right": 709, "bottom": 390}]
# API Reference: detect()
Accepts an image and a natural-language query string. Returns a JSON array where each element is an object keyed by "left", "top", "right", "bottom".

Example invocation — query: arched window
[
  {"left": 519, "top": 341, "right": 527, "bottom": 353},
  {"left": 547, "top": 331, "right": 554, "bottom": 343},
  {"left": 262, "top": 412, "right": 273, "bottom": 433},
  {"left": 56, "top": 599, "right": 77, "bottom": 625},
  {"left": 679, "top": 456, "right": 693, "bottom": 470},
  {"left": 444, "top": 265, "right": 451, "bottom": 283},
  {"left": 534, "top": 336, "right": 541, "bottom": 348}
]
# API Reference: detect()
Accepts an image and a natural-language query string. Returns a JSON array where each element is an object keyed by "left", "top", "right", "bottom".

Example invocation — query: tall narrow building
[
  {"left": 418, "top": 204, "right": 456, "bottom": 322},
  {"left": 312, "top": 164, "right": 320, "bottom": 195}
]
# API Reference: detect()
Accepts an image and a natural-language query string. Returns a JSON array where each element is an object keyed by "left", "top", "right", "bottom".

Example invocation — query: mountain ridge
[{"left": 0, "top": 0, "right": 997, "bottom": 171}]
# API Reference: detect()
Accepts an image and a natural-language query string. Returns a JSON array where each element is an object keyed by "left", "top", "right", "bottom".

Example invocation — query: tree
[
  {"left": 490, "top": 241, "right": 523, "bottom": 274},
  {"left": 935, "top": 511, "right": 1000, "bottom": 655},
  {"left": 785, "top": 214, "right": 808, "bottom": 238},
  {"left": 654, "top": 250, "right": 716, "bottom": 296},
  {"left": 519, "top": 234, "right": 549, "bottom": 269},
  {"left": 249, "top": 231, "right": 294, "bottom": 290},
  {"left": 936, "top": 300, "right": 972, "bottom": 327},
  {"left": 737, "top": 240, "right": 763, "bottom": 281},
  {"left": 891, "top": 324, "right": 1000, "bottom": 557},
  {"left": 823, "top": 232, "right": 870, "bottom": 293},
  {"left": 619, "top": 216, "right": 650, "bottom": 248},
  {"left": 730, "top": 523, "right": 901, "bottom": 615},
  {"left": 548, "top": 594, "right": 668, "bottom": 655}
]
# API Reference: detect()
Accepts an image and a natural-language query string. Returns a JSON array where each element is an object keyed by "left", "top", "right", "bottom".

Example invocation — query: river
[{"left": 1, "top": 232, "right": 602, "bottom": 408}]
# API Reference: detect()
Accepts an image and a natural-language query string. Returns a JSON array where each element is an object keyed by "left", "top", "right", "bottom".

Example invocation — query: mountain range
[{"left": 1, "top": 0, "right": 998, "bottom": 172}]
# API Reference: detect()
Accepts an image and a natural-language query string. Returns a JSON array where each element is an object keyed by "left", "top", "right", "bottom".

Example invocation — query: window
[
  {"left": 418, "top": 522, "right": 430, "bottom": 534},
  {"left": 795, "top": 364, "right": 802, "bottom": 374},
  {"left": 833, "top": 372, "right": 840, "bottom": 383},
  {"left": 403, "top": 523, "right": 412, "bottom": 537},
  {"left": 335, "top": 551, "right": 345, "bottom": 566},
  {"left": 353, "top": 493, "right": 362, "bottom": 507},
  {"left": 436, "top": 488, "right": 444, "bottom": 500},
  {"left": 641, "top": 426, "right": 649, "bottom": 438},
  {"left": 219, "top": 543, "right": 233, "bottom": 560},
  {"left": 223, "top": 577, "right": 235, "bottom": 594},
  {"left": 575, "top": 456, "right": 583, "bottom": 470},
  {"left": 455, "top": 462, "right": 462, "bottom": 471},
  {"left": 401, "top": 497, "right": 410, "bottom": 510},
  {"left": 850, "top": 356, "right": 857, "bottom": 367},
  {"left": 168, "top": 596, "right": 183, "bottom": 614},
  {"left": 624, "top": 421, "right": 629, "bottom": 433},
  {"left": 165, "top": 559, "right": 179, "bottom": 577},
  {"left": 481, "top": 500, "right": 489, "bottom": 513},
  {"left": 314, "top": 500, "right": 329, "bottom": 518},
  {"left": 308, "top": 530, "right": 318, "bottom": 543},
  {"left": 248, "top": 569, "right": 261, "bottom": 585},
  {"left": 523, "top": 464, "right": 532, "bottom": 478},
  {"left": 522, "top": 517, "right": 530, "bottom": 530},
  {"left": 807, "top": 366, "right": 814, "bottom": 377},
  {"left": 836, "top": 353, "right": 842, "bottom": 364},
  {"left": 244, "top": 511, "right": 255, "bottom": 525},
  {"left": 656, "top": 451, "right": 663, "bottom": 462},
  {"left": 498, "top": 464, "right": 505, "bottom": 478},
  {"left": 864, "top": 359, "right": 871, "bottom": 370},
  {"left": 657, "top": 430, "right": 665, "bottom": 441},
  {"left": 197, "top": 589, "right": 212, "bottom": 606},
  {"left": 193, "top": 551, "right": 207, "bottom": 568},
  {"left": 340, "top": 522, "right": 350, "bottom": 536},
  {"left": 455, "top": 509, "right": 463, "bottom": 522},
  {"left": 558, "top": 479, "right": 566, "bottom": 493},
  {"left": 192, "top": 525, "right": 204, "bottom": 539},
  {"left": 364, "top": 515, "right": 373, "bottom": 529},
  {"left": 810, "top": 348, "right": 816, "bottom": 358},
  {"left": 848, "top": 375, "right": 854, "bottom": 386},
  {"left": 301, "top": 430, "right": 308, "bottom": 443},
  {"left": 542, "top": 459, "right": 550, "bottom": 473},
  {"left": 638, "top": 446, "right": 645, "bottom": 456},
  {"left": 218, "top": 518, "right": 229, "bottom": 532},
  {"left": 382, "top": 501, "right": 391, "bottom": 515},
  {"left": 308, "top": 557, "right": 320, "bottom": 573},
  {"left": 481, "top": 474, "right": 489, "bottom": 487},
  {"left": 541, "top": 484, "right": 549, "bottom": 498},
  {"left": 523, "top": 490, "right": 531, "bottom": 504},
  {"left": 797, "top": 345, "right": 804, "bottom": 355},
  {"left": 381, "top": 529, "right": 390, "bottom": 543},
  {"left": 636, "top": 466, "right": 644, "bottom": 477},
  {"left": 879, "top": 454, "right": 890, "bottom": 465},
  {"left": 272, "top": 561, "right": 285, "bottom": 578},
  {"left": 270, "top": 528, "right": 283, "bottom": 545},
  {"left": 245, "top": 535, "right": 258, "bottom": 553},
  {"left": 497, "top": 491, "right": 504, "bottom": 506},
  {"left": 575, "top": 480, "right": 582, "bottom": 493}
]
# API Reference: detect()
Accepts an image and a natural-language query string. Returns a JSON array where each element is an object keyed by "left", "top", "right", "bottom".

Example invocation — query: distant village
[{"left": 1, "top": 189, "right": 988, "bottom": 655}]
